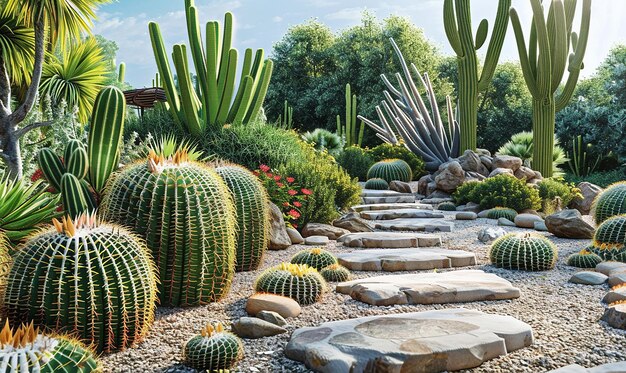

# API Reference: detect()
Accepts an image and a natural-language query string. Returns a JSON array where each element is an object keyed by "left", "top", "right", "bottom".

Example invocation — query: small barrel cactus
[
  {"left": 320, "top": 264, "right": 351, "bottom": 282},
  {"left": 567, "top": 249, "right": 603, "bottom": 268},
  {"left": 367, "top": 159, "right": 412, "bottom": 183},
  {"left": 489, "top": 232, "right": 558, "bottom": 271},
  {"left": 255, "top": 263, "right": 326, "bottom": 305},
  {"left": 593, "top": 182, "right": 626, "bottom": 224},
  {"left": 487, "top": 207, "right": 518, "bottom": 221},
  {"left": 2, "top": 215, "right": 157, "bottom": 353},
  {"left": 592, "top": 215, "right": 626, "bottom": 260},
  {"left": 364, "top": 178, "right": 389, "bottom": 190},
  {"left": 437, "top": 202, "right": 457, "bottom": 211},
  {"left": 0, "top": 321, "right": 99, "bottom": 372},
  {"left": 183, "top": 322, "right": 243, "bottom": 371},
  {"left": 613, "top": 251, "right": 626, "bottom": 263},
  {"left": 291, "top": 247, "right": 337, "bottom": 270}
]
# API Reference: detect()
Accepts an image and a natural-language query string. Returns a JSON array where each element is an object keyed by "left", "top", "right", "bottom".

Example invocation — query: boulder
[
  {"left": 493, "top": 155, "right": 523, "bottom": 172},
  {"left": 569, "top": 271, "right": 608, "bottom": 285},
  {"left": 304, "top": 235, "right": 329, "bottom": 245},
  {"left": 602, "top": 303, "right": 626, "bottom": 330},
  {"left": 268, "top": 202, "right": 291, "bottom": 250},
  {"left": 603, "top": 286, "right": 626, "bottom": 304},
  {"left": 498, "top": 218, "right": 516, "bottom": 227},
  {"left": 286, "top": 227, "right": 304, "bottom": 244},
  {"left": 332, "top": 212, "right": 373, "bottom": 233},
  {"left": 596, "top": 262, "right": 626, "bottom": 276},
  {"left": 477, "top": 227, "right": 507, "bottom": 243},
  {"left": 488, "top": 167, "right": 514, "bottom": 178},
  {"left": 426, "top": 181, "right": 438, "bottom": 195},
  {"left": 435, "top": 161, "right": 465, "bottom": 193},
  {"left": 465, "top": 171, "right": 487, "bottom": 181},
  {"left": 246, "top": 293, "right": 301, "bottom": 318},
  {"left": 514, "top": 166, "right": 536, "bottom": 181},
  {"left": 570, "top": 182, "right": 602, "bottom": 215},
  {"left": 455, "top": 211, "right": 477, "bottom": 220},
  {"left": 456, "top": 202, "right": 481, "bottom": 213},
  {"left": 534, "top": 221, "right": 548, "bottom": 231},
  {"left": 389, "top": 180, "right": 412, "bottom": 194},
  {"left": 418, "top": 175, "right": 432, "bottom": 196},
  {"left": 545, "top": 209, "right": 595, "bottom": 239},
  {"left": 256, "top": 310, "right": 288, "bottom": 327},
  {"left": 480, "top": 155, "right": 493, "bottom": 170},
  {"left": 477, "top": 209, "right": 492, "bottom": 218},
  {"left": 232, "top": 317, "right": 287, "bottom": 338},
  {"left": 302, "top": 223, "right": 349, "bottom": 240},
  {"left": 458, "top": 150, "right": 489, "bottom": 176},
  {"left": 514, "top": 213, "right": 544, "bottom": 228},
  {"left": 425, "top": 190, "right": 452, "bottom": 200}
]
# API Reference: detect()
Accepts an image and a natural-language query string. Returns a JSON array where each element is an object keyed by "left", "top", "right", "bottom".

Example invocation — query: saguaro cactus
[
  {"left": 510, "top": 0, "right": 591, "bottom": 177},
  {"left": 444, "top": 0, "right": 511, "bottom": 151},
  {"left": 336, "top": 84, "right": 365, "bottom": 148}
]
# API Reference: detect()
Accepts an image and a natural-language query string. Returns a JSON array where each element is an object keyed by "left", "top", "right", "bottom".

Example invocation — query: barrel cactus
[
  {"left": 437, "top": 202, "right": 457, "bottom": 211},
  {"left": 489, "top": 232, "right": 558, "bottom": 271},
  {"left": 320, "top": 264, "right": 351, "bottom": 282},
  {"left": 364, "top": 178, "right": 389, "bottom": 190},
  {"left": 291, "top": 248, "right": 337, "bottom": 271},
  {"left": 255, "top": 263, "right": 326, "bottom": 305},
  {"left": 2, "top": 215, "right": 157, "bottom": 353},
  {"left": 487, "top": 207, "right": 518, "bottom": 221},
  {"left": 214, "top": 163, "right": 270, "bottom": 272},
  {"left": 366, "top": 159, "right": 412, "bottom": 183},
  {"left": 567, "top": 248, "right": 603, "bottom": 268},
  {"left": 183, "top": 322, "right": 243, "bottom": 371},
  {"left": 593, "top": 182, "right": 626, "bottom": 224},
  {"left": 591, "top": 215, "right": 626, "bottom": 260},
  {"left": 102, "top": 140, "right": 237, "bottom": 306}
]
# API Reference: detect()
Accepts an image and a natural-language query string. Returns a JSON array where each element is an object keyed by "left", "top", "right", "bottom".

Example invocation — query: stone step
[
  {"left": 361, "top": 196, "right": 416, "bottom": 204},
  {"left": 336, "top": 269, "right": 520, "bottom": 306},
  {"left": 285, "top": 308, "right": 533, "bottom": 373},
  {"left": 360, "top": 209, "right": 444, "bottom": 221},
  {"left": 337, "top": 248, "right": 476, "bottom": 271},
  {"left": 337, "top": 232, "right": 441, "bottom": 248},
  {"left": 350, "top": 202, "right": 433, "bottom": 212},
  {"left": 548, "top": 362, "right": 626, "bottom": 372},
  {"left": 373, "top": 218, "right": 454, "bottom": 232},
  {"left": 360, "top": 189, "right": 416, "bottom": 198}
]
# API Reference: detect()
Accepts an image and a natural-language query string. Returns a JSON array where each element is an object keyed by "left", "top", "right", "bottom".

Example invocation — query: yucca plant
[
  {"left": 0, "top": 15, "right": 34, "bottom": 88},
  {"left": 497, "top": 131, "right": 567, "bottom": 176}
]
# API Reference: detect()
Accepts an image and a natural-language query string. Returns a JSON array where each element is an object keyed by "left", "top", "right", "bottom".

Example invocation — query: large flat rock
[
  {"left": 337, "top": 232, "right": 441, "bottom": 248},
  {"left": 360, "top": 209, "right": 444, "bottom": 221},
  {"left": 549, "top": 362, "right": 626, "bottom": 372},
  {"left": 362, "top": 195, "right": 416, "bottom": 204},
  {"left": 361, "top": 190, "right": 416, "bottom": 198},
  {"left": 285, "top": 308, "right": 533, "bottom": 373},
  {"left": 373, "top": 218, "right": 454, "bottom": 232},
  {"left": 337, "top": 248, "right": 476, "bottom": 271},
  {"left": 336, "top": 270, "right": 520, "bottom": 306},
  {"left": 351, "top": 202, "right": 433, "bottom": 212}
]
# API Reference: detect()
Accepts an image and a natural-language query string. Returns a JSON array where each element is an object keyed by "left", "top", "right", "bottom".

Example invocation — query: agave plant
[
  {"left": 302, "top": 128, "right": 344, "bottom": 156},
  {"left": 497, "top": 131, "right": 567, "bottom": 176}
]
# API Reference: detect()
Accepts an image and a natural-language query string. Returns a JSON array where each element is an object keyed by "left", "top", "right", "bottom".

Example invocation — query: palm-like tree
[{"left": 0, "top": 0, "right": 110, "bottom": 178}]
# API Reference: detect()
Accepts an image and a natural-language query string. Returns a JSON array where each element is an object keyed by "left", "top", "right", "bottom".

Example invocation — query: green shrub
[
  {"left": 497, "top": 131, "right": 568, "bottom": 176},
  {"left": 564, "top": 169, "right": 626, "bottom": 188},
  {"left": 368, "top": 143, "right": 426, "bottom": 180},
  {"left": 336, "top": 146, "right": 374, "bottom": 181},
  {"left": 124, "top": 106, "right": 186, "bottom": 141},
  {"left": 302, "top": 128, "right": 343, "bottom": 156},
  {"left": 452, "top": 181, "right": 481, "bottom": 205},
  {"left": 467, "top": 175, "right": 541, "bottom": 211},
  {"left": 537, "top": 178, "right": 582, "bottom": 207}
]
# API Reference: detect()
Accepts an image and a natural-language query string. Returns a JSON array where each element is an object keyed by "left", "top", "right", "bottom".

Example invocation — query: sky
[{"left": 93, "top": 0, "right": 626, "bottom": 88}]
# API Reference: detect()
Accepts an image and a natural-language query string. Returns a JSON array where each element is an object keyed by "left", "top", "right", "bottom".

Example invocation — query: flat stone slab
[
  {"left": 373, "top": 218, "right": 454, "bottom": 233},
  {"left": 304, "top": 235, "right": 329, "bottom": 245},
  {"left": 285, "top": 308, "right": 533, "bottom": 373},
  {"left": 549, "top": 362, "right": 626, "bottom": 373},
  {"left": 351, "top": 203, "right": 433, "bottom": 212},
  {"left": 603, "top": 286, "right": 626, "bottom": 304},
  {"left": 569, "top": 271, "right": 608, "bottom": 285},
  {"left": 361, "top": 190, "right": 416, "bottom": 198},
  {"left": 362, "top": 196, "right": 416, "bottom": 204},
  {"left": 336, "top": 270, "right": 520, "bottom": 306},
  {"left": 360, "top": 209, "right": 444, "bottom": 221},
  {"left": 337, "top": 248, "right": 476, "bottom": 271},
  {"left": 337, "top": 232, "right": 441, "bottom": 248}
]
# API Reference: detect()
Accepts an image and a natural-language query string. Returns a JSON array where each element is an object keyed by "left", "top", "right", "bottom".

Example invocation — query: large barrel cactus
[
  {"left": 214, "top": 163, "right": 270, "bottom": 272},
  {"left": 255, "top": 263, "right": 326, "bottom": 305},
  {"left": 364, "top": 178, "right": 389, "bottom": 190},
  {"left": 290, "top": 248, "right": 337, "bottom": 271},
  {"left": 366, "top": 159, "right": 412, "bottom": 183},
  {"left": 593, "top": 182, "right": 626, "bottom": 224},
  {"left": 102, "top": 142, "right": 237, "bottom": 306},
  {"left": 2, "top": 215, "right": 157, "bottom": 353},
  {"left": 489, "top": 232, "right": 558, "bottom": 271},
  {"left": 567, "top": 249, "right": 603, "bottom": 268},
  {"left": 183, "top": 322, "right": 244, "bottom": 371},
  {"left": 592, "top": 215, "right": 626, "bottom": 260}
]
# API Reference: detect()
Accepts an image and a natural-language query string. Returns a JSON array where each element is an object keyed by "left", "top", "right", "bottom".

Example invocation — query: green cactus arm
[
  {"left": 548, "top": 0, "right": 568, "bottom": 92},
  {"left": 243, "top": 59, "right": 273, "bottom": 124},
  {"left": 240, "top": 48, "right": 253, "bottom": 81},
  {"left": 509, "top": 8, "right": 540, "bottom": 98},
  {"left": 345, "top": 84, "right": 351, "bottom": 146},
  {"left": 443, "top": 0, "right": 463, "bottom": 56},
  {"left": 454, "top": 0, "right": 475, "bottom": 54},
  {"left": 477, "top": 0, "right": 511, "bottom": 91},
  {"left": 61, "top": 173, "right": 90, "bottom": 217},
  {"left": 475, "top": 19, "right": 488, "bottom": 50},
  {"left": 529, "top": 21, "right": 538, "bottom": 81},
  {"left": 185, "top": 3, "right": 210, "bottom": 125},
  {"left": 173, "top": 45, "right": 203, "bottom": 136},
  {"left": 228, "top": 75, "right": 254, "bottom": 125},
  {"left": 351, "top": 95, "right": 357, "bottom": 146},
  {"left": 67, "top": 147, "right": 89, "bottom": 180},
  {"left": 530, "top": 0, "right": 552, "bottom": 99},
  {"left": 216, "top": 49, "right": 238, "bottom": 125},
  {"left": 217, "top": 13, "right": 234, "bottom": 100},
  {"left": 336, "top": 115, "right": 341, "bottom": 137},
  {"left": 63, "top": 139, "right": 84, "bottom": 167},
  {"left": 357, "top": 120, "right": 365, "bottom": 147},
  {"left": 118, "top": 62, "right": 125, "bottom": 83},
  {"left": 206, "top": 21, "right": 220, "bottom": 124},
  {"left": 37, "top": 148, "right": 65, "bottom": 191}
]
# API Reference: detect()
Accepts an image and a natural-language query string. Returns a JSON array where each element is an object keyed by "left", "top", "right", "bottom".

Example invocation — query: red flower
[
  {"left": 301, "top": 188, "right": 312, "bottom": 195},
  {"left": 253, "top": 170, "right": 260, "bottom": 176},
  {"left": 292, "top": 224, "right": 298, "bottom": 229},
  {"left": 276, "top": 182, "right": 284, "bottom": 188},
  {"left": 287, "top": 189, "right": 297, "bottom": 196},
  {"left": 31, "top": 169, "right": 44, "bottom": 182},
  {"left": 293, "top": 201, "right": 302, "bottom": 207},
  {"left": 283, "top": 202, "right": 290, "bottom": 207},
  {"left": 266, "top": 173, "right": 273, "bottom": 178},
  {"left": 273, "top": 175, "right": 281, "bottom": 181},
  {"left": 288, "top": 209, "right": 301, "bottom": 218},
  {"left": 259, "top": 164, "right": 270, "bottom": 172},
  {"left": 286, "top": 177, "right": 295, "bottom": 183}
]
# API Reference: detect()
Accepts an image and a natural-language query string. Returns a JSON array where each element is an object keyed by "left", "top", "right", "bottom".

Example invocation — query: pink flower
[
  {"left": 259, "top": 164, "right": 270, "bottom": 172},
  {"left": 288, "top": 209, "right": 301, "bottom": 219},
  {"left": 301, "top": 188, "right": 312, "bottom": 195},
  {"left": 293, "top": 201, "right": 302, "bottom": 208},
  {"left": 274, "top": 175, "right": 281, "bottom": 181},
  {"left": 283, "top": 202, "right": 290, "bottom": 207},
  {"left": 276, "top": 182, "right": 284, "bottom": 188},
  {"left": 288, "top": 189, "right": 297, "bottom": 196},
  {"left": 286, "top": 177, "right": 295, "bottom": 183}
]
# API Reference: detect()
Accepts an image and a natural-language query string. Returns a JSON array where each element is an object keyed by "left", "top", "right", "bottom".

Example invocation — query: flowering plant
[{"left": 255, "top": 164, "right": 309, "bottom": 228}]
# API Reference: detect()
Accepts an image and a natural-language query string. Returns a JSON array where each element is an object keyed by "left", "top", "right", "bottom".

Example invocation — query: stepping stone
[
  {"left": 360, "top": 209, "right": 444, "bottom": 221},
  {"left": 361, "top": 190, "right": 415, "bottom": 198},
  {"left": 337, "top": 248, "right": 476, "bottom": 271},
  {"left": 285, "top": 308, "right": 533, "bottom": 373},
  {"left": 596, "top": 262, "right": 626, "bottom": 276},
  {"left": 362, "top": 195, "right": 416, "bottom": 204},
  {"left": 602, "top": 286, "right": 626, "bottom": 304},
  {"left": 569, "top": 271, "right": 608, "bottom": 285},
  {"left": 549, "top": 362, "right": 626, "bottom": 372},
  {"left": 246, "top": 293, "right": 301, "bottom": 318},
  {"left": 337, "top": 232, "right": 441, "bottom": 248},
  {"left": 351, "top": 202, "right": 433, "bottom": 212},
  {"left": 456, "top": 211, "right": 477, "bottom": 220},
  {"left": 602, "top": 303, "right": 626, "bottom": 330},
  {"left": 304, "top": 235, "right": 329, "bottom": 245},
  {"left": 373, "top": 218, "right": 454, "bottom": 233},
  {"left": 336, "top": 269, "right": 520, "bottom": 306}
]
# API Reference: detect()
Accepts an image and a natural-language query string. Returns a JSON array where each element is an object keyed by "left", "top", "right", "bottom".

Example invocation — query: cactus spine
[
  {"left": 336, "top": 84, "right": 365, "bottom": 147},
  {"left": 592, "top": 182, "right": 626, "bottom": 224},
  {"left": 510, "top": 0, "right": 591, "bottom": 177},
  {"left": 489, "top": 232, "right": 558, "bottom": 271},
  {"left": 291, "top": 248, "right": 338, "bottom": 271},
  {"left": 364, "top": 178, "right": 389, "bottom": 191},
  {"left": 444, "top": 0, "right": 511, "bottom": 151},
  {"left": 183, "top": 322, "right": 244, "bottom": 371},
  {"left": 367, "top": 159, "right": 412, "bottom": 183},
  {"left": 255, "top": 263, "right": 326, "bottom": 305}
]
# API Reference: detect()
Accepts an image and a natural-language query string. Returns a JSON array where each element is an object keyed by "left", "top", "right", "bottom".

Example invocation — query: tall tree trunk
[{"left": 0, "top": 123, "right": 22, "bottom": 178}]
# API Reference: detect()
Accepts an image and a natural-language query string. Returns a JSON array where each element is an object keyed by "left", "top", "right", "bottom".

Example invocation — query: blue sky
[{"left": 93, "top": 0, "right": 626, "bottom": 88}]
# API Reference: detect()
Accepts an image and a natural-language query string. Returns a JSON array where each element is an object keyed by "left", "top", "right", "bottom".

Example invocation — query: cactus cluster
[
  {"left": 183, "top": 323, "right": 243, "bottom": 372},
  {"left": 291, "top": 248, "right": 337, "bottom": 271},
  {"left": 276, "top": 100, "right": 293, "bottom": 129},
  {"left": 489, "top": 232, "right": 558, "bottom": 271},
  {"left": 591, "top": 215, "right": 626, "bottom": 260},
  {"left": 336, "top": 83, "right": 365, "bottom": 148},
  {"left": 255, "top": 263, "right": 326, "bottom": 305},
  {"left": 567, "top": 248, "right": 603, "bottom": 268},
  {"left": 2, "top": 214, "right": 157, "bottom": 353},
  {"left": 487, "top": 207, "right": 518, "bottom": 221},
  {"left": 102, "top": 141, "right": 237, "bottom": 306},
  {"left": 364, "top": 178, "right": 389, "bottom": 190},
  {"left": 367, "top": 159, "right": 412, "bottom": 183},
  {"left": 593, "top": 182, "right": 626, "bottom": 224},
  {"left": 437, "top": 202, "right": 457, "bottom": 211},
  {"left": 320, "top": 264, "right": 351, "bottom": 282}
]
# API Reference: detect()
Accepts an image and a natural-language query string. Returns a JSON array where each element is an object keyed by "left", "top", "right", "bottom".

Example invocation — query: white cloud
[
  {"left": 325, "top": 6, "right": 367, "bottom": 21},
  {"left": 272, "top": 16, "right": 283, "bottom": 23}
]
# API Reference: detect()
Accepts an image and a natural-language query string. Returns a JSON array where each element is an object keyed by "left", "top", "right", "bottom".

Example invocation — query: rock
[
  {"left": 350, "top": 202, "right": 433, "bottom": 212},
  {"left": 520, "top": 208, "right": 541, "bottom": 216},
  {"left": 421, "top": 196, "right": 454, "bottom": 205},
  {"left": 514, "top": 166, "right": 536, "bottom": 181},
  {"left": 332, "top": 212, "right": 373, "bottom": 233},
  {"left": 456, "top": 211, "right": 477, "bottom": 220},
  {"left": 569, "top": 271, "right": 608, "bottom": 285},
  {"left": 304, "top": 235, "right": 329, "bottom": 245},
  {"left": 360, "top": 209, "right": 444, "bottom": 221},
  {"left": 301, "top": 223, "right": 349, "bottom": 240},
  {"left": 232, "top": 317, "right": 287, "bottom": 338},
  {"left": 609, "top": 273, "right": 626, "bottom": 287},
  {"left": 514, "top": 213, "right": 544, "bottom": 228},
  {"left": 337, "top": 248, "right": 476, "bottom": 271},
  {"left": 603, "top": 286, "right": 626, "bottom": 304},
  {"left": 534, "top": 221, "right": 548, "bottom": 231},
  {"left": 477, "top": 227, "right": 507, "bottom": 243},
  {"left": 246, "top": 293, "right": 301, "bottom": 318},
  {"left": 361, "top": 190, "right": 416, "bottom": 204},
  {"left": 498, "top": 218, "right": 516, "bottom": 227},
  {"left": 456, "top": 202, "right": 481, "bottom": 213},
  {"left": 337, "top": 232, "right": 441, "bottom": 248},
  {"left": 426, "top": 181, "right": 438, "bottom": 196},
  {"left": 285, "top": 308, "right": 533, "bottom": 373},
  {"left": 458, "top": 150, "right": 489, "bottom": 176},
  {"left": 336, "top": 270, "right": 520, "bottom": 306},
  {"left": 493, "top": 155, "right": 523, "bottom": 172},
  {"left": 256, "top": 310, "right": 287, "bottom": 327},
  {"left": 389, "top": 180, "right": 412, "bottom": 194},
  {"left": 435, "top": 161, "right": 465, "bottom": 193},
  {"left": 545, "top": 209, "right": 595, "bottom": 239},
  {"left": 417, "top": 174, "right": 432, "bottom": 196},
  {"left": 570, "top": 182, "right": 603, "bottom": 215},
  {"left": 488, "top": 167, "right": 514, "bottom": 177},
  {"left": 602, "top": 303, "right": 626, "bottom": 330},
  {"left": 465, "top": 171, "right": 486, "bottom": 181},
  {"left": 286, "top": 227, "right": 304, "bottom": 244},
  {"left": 549, "top": 362, "right": 626, "bottom": 372},
  {"left": 373, "top": 218, "right": 454, "bottom": 233},
  {"left": 268, "top": 202, "right": 291, "bottom": 250},
  {"left": 596, "top": 262, "right": 626, "bottom": 276},
  {"left": 477, "top": 209, "right": 492, "bottom": 218},
  {"left": 476, "top": 148, "right": 492, "bottom": 157},
  {"left": 480, "top": 155, "right": 493, "bottom": 170}
]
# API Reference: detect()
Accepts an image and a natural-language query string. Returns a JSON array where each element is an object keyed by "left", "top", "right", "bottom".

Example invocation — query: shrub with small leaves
[
  {"left": 255, "top": 263, "right": 326, "bottom": 305},
  {"left": 336, "top": 146, "right": 374, "bottom": 181},
  {"left": 537, "top": 178, "right": 582, "bottom": 208},
  {"left": 487, "top": 207, "right": 518, "bottom": 221},
  {"left": 465, "top": 174, "right": 541, "bottom": 211},
  {"left": 592, "top": 182, "right": 626, "bottom": 224},
  {"left": 291, "top": 248, "right": 337, "bottom": 270},
  {"left": 566, "top": 248, "right": 603, "bottom": 268},
  {"left": 489, "top": 232, "right": 558, "bottom": 271},
  {"left": 183, "top": 323, "right": 243, "bottom": 372},
  {"left": 364, "top": 178, "right": 389, "bottom": 190},
  {"left": 367, "top": 159, "right": 412, "bottom": 183},
  {"left": 320, "top": 264, "right": 351, "bottom": 282},
  {"left": 437, "top": 202, "right": 457, "bottom": 211},
  {"left": 591, "top": 215, "right": 626, "bottom": 260},
  {"left": 453, "top": 181, "right": 481, "bottom": 205}
]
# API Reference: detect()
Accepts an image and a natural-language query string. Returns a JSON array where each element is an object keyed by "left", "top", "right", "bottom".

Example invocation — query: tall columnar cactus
[
  {"left": 566, "top": 248, "right": 603, "bottom": 268},
  {"left": 510, "top": 0, "right": 591, "bottom": 177},
  {"left": 255, "top": 263, "right": 326, "bottom": 305},
  {"left": 102, "top": 141, "right": 237, "bottom": 306},
  {"left": 592, "top": 182, "right": 626, "bottom": 224},
  {"left": 336, "top": 84, "right": 365, "bottom": 148},
  {"left": 364, "top": 178, "right": 389, "bottom": 191},
  {"left": 183, "top": 323, "right": 244, "bottom": 371},
  {"left": 290, "top": 248, "right": 338, "bottom": 271},
  {"left": 214, "top": 163, "right": 270, "bottom": 272},
  {"left": 487, "top": 207, "right": 518, "bottom": 221},
  {"left": 444, "top": 0, "right": 511, "bottom": 152},
  {"left": 277, "top": 100, "right": 293, "bottom": 129},
  {"left": 367, "top": 159, "right": 412, "bottom": 183},
  {"left": 568, "top": 135, "right": 600, "bottom": 177},
  {"left": 2, "top": 215, "right": 158, "bottom": 353},
  {"left": 149, "top": 1, "right": 273, "bottom": 135},
  {"left": 592, "top": 215, "right": 626, "bottom": 260},
  {"left": 118, "top": 62, "right": 126, "bottom": 83},
  {"left": 490, "top": 232, "right": 558, "bottom": 271}
]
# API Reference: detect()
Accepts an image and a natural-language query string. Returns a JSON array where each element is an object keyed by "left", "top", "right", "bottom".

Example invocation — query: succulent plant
[
  {"left": 613, "top": 251, "right": 626, "bottom": 263},
  {"left": 437, "top": 202, "right": 457, "bottom": 211},
  {"left": 2, "top": 214, "right": 158, "bottom": 353},
  {"left": 591, "top": 215, "right": 626, "bottom": 260},
  {"left": 489, "top": 232, "right": 558, "bottom": 271},
  {"left": 366, "top": 159, "right": 412, "bottom": 183},
  {"left": 183, "top": 322, "right": 243, "bottom": 371},
  {"left": 364, "top": 178, "right": 389, "bottom": 190},
  {"left": 336, "top": 83, "right": 365, "bottom": 148},
  {"left": 592, "top": 182, "right": 626, "bottom": 224},
  {"left": 0, "top": 321, "right": 99, "bottom": 372},
  {"left": 487, "top": 207, "right": 518, "bottom": 221},
  {"left": 214, "top": 163, "right": 270, "bottom": 272},
  {"left": 290, "top": 248, "right": 338, "bottom": 271},
  {"left": 255, "top": 263, "right": 326, "bottom": 305},
  {"left": 102, "top": 140, "right": 237, "bottom": 306},
  {"left": 320, "top": 264, "right": 351, "bottom": 282},
  {"left": 566, "top": 249, "right": 603, "bottom": 268}
]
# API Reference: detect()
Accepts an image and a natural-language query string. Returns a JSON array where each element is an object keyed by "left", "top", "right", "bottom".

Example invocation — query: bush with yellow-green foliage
[{"left": 454, "top": 175, "right": 541, "bottom": 212}]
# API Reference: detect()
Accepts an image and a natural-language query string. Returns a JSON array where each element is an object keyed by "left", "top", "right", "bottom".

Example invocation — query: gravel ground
[{"left": 101, "top": 213, "right": 626, "bottom": 372}]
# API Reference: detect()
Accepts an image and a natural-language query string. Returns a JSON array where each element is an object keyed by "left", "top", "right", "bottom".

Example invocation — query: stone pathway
[
  {"left": 372, "top": 218, "right": 454, "bottom": 232},
  {"left": 336, "top": 270, "right": 520, "bottom": 306},
  {"left": 360, "top": 189, "right": 416, "bottom": 204},
  {"left": 337, "top": 232, "right": 441, "bottom": 248},
  {"left": 337, "top": 248, "right": 476, "bottom": 271},
  {"left": 350, "top": 202, "right": 433, "bottom": 212},
  {"left": 285, "top": 308, "right": 533, "bottom": 373},
  {"left": 359, "top": 209, "right": 444, "bottom": 220},
  {"left": 548, "top": 362, "right": 626, "bottom": 372}
]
